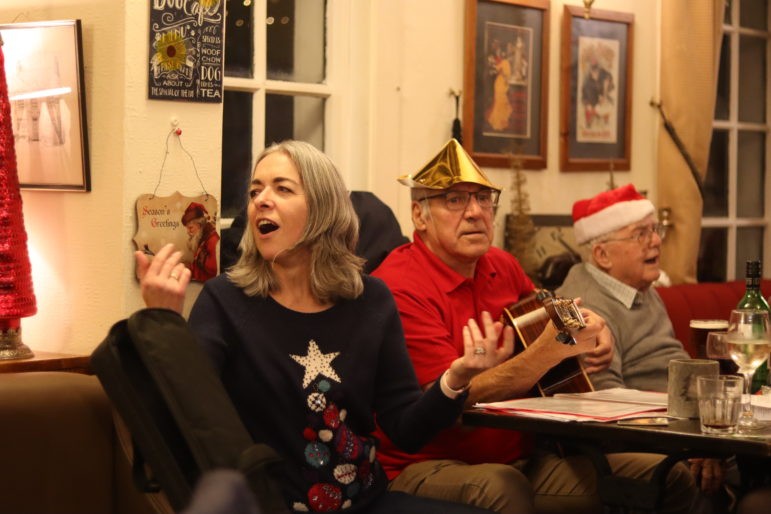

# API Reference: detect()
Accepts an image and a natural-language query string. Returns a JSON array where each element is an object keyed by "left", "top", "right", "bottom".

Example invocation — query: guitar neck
[
  {"left": 509, "top": 306, "right": 550, "bottom": 328},
  {"left": 500, "top": 291, "right": 594, "bottom": 396}
]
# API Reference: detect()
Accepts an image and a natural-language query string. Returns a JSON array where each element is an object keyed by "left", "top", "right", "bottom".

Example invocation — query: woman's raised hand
[
  {"left": 446, "top": 311, "right": 514, "bottom": 390},
  {"left": 135, "top": 243, "right": 191, "bottom": 314}
]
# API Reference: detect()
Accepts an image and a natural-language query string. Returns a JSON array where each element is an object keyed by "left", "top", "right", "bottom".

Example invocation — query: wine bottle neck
[
  {"left": 738, "top": 287, "right": 770, "bottom": 311},
  {"left": 746, "top": 277, "right": 761, "bottom": 290}
]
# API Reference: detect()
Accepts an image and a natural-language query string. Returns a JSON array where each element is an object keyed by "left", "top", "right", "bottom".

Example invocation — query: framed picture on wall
[
  {"left": 0, "top": 20, "right": 91, "bottom": 191},
  {"left": 462, "top": 0, "right": 550, "bottom": 169},
  {"left": 560, "top": 6, "right": 634, "bottom": 172}
]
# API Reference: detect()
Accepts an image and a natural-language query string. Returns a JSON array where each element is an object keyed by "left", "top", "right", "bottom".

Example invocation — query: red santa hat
[
  {"left": 572, "top": 184, "right": 655, "bottom": 245},
  {"left": 181, "top": 202, "right": 209, "bottom": 225}
]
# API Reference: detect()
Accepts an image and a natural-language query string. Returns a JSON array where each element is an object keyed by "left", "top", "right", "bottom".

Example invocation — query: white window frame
[
  {"left": 703, "top": 0, "right": 771, "bottom": 280},
  {"left": 220, "top": 0, "right": 365, "bottom": 229}
]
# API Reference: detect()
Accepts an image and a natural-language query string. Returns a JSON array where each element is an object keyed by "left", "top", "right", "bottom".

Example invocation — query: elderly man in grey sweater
[
  {"left": 558, "top": 185, "right": 734, "bottom": 504},
  {"left": 557, "top": 184, "right": 689, "bottom": 393}
]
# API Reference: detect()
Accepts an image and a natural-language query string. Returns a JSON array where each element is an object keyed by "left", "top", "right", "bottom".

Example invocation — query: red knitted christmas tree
[{"left": 0, "top": 40, "right": 36, "bottom": 360}]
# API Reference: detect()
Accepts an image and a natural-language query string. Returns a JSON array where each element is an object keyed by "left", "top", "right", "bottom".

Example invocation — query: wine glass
[
  {"left": 705, "top": 331, "right": 740, "bottom": 375},
  {"left": 725, "top": 309, "right": 771, "bottom": 432}
]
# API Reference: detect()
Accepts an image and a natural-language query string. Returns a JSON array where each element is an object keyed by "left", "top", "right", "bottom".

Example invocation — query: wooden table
[
  {"left": 0, "top": 351, "right": 91, "bottom": 374},
  {"left": 463, "top": 409, "right": 771, "bottom": 512}
]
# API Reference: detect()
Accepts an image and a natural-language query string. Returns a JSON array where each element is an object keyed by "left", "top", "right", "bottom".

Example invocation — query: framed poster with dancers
[
  {"left": 560, "top": 5, "right": 634, "bottom": 172},
  {"left": 462, "top": 0, "right": 549, "bottom": 169}
]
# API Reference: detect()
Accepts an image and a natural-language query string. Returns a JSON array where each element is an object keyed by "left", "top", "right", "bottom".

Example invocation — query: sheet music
[
  {"left": 555, "top": 388, "right": 667, "bottom": 407},
  {"left": 475, "top": 389, "right": 667, "bottom": 422}
]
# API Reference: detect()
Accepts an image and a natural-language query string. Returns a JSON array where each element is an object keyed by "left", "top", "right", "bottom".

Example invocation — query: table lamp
[{"left": 0, "top": 35, "right": 36, "bottom": 360}]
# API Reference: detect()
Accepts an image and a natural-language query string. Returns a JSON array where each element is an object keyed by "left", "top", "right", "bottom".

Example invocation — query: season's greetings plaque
[
  {"left": 134, "top": 192, "right": 220, "bottom": 282},
  {"left": 148, "top": 0, "right": 224, "bottom": 102}
]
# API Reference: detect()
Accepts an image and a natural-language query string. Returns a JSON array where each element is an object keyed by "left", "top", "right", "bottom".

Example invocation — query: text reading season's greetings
[{"left": 142, "top": 205, "right": 181, "bottom": 231}]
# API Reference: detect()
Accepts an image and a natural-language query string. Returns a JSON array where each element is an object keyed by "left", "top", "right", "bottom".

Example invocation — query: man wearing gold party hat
[{"left": 371, "top": 140, "right": 696, "bottom": 513}]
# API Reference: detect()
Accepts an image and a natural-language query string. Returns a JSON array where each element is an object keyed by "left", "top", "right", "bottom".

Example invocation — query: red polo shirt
[{"left": 372, "top": 233, "right": 535, "bottom": 479}]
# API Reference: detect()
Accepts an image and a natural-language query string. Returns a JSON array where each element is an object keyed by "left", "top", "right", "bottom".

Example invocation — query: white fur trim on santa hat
[{"left": 574, "top": 198, "right": 655, "bottom": 245}]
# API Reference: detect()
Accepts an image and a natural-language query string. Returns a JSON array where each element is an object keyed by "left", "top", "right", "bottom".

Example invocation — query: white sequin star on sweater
[{"left": 290, "top": 340, "right": 341, "bottom": 388}]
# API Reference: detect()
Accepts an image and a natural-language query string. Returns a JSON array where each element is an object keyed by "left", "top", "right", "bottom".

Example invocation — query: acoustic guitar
[{"left": 500, "top": 290, "right": 594, "bottom": 396}]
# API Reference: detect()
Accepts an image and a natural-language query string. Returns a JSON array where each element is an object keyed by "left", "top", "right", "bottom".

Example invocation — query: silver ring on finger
[{"left": 474, "top": 347, "right": 486, "bottom": 355}]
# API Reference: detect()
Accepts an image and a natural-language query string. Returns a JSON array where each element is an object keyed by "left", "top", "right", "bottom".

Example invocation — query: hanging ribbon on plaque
[{"left": 134, "top": 128, "right": 220, "bottom": 282}]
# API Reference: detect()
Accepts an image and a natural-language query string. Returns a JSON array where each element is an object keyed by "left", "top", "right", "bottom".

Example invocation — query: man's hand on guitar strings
[
  {"left": 582, "top": 324, "right": 614, "bottom": 374},
  {"left": 548, "top": 308, "right": 607, "bottom": 361},
  {"left": 446, "top": 311, "right": 515, "bottom": 390}
]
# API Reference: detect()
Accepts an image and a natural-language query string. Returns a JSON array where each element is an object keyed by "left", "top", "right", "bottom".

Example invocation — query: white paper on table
[
  {"left": 555, "top": 388, "right": 668, "bottom": 407},
  {"left": 750, "top": 395, "right": 771, "bottom": 421},
  {"left": 475, "top": 395, "right": 667, "bottom": 423}
]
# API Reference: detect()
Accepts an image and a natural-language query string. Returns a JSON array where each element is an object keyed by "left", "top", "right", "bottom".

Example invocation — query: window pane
[
  {"left": 265, "top": 93, "right": 324, "bottom": 149},
  {"left": 221, "top": 91, "right": 253, "bottom": 218},
  {"left": 739, "top": 35, "right": 766, "bottom": 123},
  {"left": 740, "top": 0, "right": 767, "bottom": 30},
  {"left": 698, "top": 227, "right": 727, "bottom": 282},
  {"left": 714, "top": 34, "right": 729, "bottom": 120},
  {"left": 736, "top": 226, "right": 764, "bottom": 279},
  {"left": 267, "top": 0, "right": 326, "bottom": 83},
  {"left": 225, "top": 0, "right": 254, "bottom": 78},
  {"left": 737, "top": 131, "right": 766, "bottom": 218},
  {"left": 724, "top": 1, "right": 731, "bottom": 24},
  {"left": 704, "top": 129, "right": 728, "bottom": 217}
]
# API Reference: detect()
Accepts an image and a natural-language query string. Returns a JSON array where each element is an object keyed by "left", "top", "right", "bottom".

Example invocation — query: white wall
[
  {"left": 1, "top": 0, "right": 221, "bottom": 355},
  {"left": 367, "top": 0, "right": 661, "bottom": 246}
]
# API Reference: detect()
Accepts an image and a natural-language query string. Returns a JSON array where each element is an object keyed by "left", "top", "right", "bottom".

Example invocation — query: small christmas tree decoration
[
  {"left": 0, "top": 40, "right": 37, "bottom": 360},
  {"left": 504, "top": 151, "right": 538, "bottom": 278}
]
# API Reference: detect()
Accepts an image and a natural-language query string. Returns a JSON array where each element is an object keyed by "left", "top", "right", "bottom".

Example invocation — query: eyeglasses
[
  {"left": 600, "top": 223, "right": 666, "bottom": 245},
  {"left": 421, "top": 189, "right": 500, "bottom": 211}
]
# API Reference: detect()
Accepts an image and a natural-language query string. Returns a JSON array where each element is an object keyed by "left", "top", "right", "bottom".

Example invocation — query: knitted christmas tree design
[{"left": 0, "top": 42, "right": 37, "bottom": 357}]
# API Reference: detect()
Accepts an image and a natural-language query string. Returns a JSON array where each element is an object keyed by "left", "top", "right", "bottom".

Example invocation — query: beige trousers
[{"left": 388, "top": 452, "right": 696, "bottom": 514}]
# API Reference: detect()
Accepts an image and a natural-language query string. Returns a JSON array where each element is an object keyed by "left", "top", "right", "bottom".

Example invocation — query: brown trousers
[{"left": 388, "top": 451, "right": 696, "bottom": 514}]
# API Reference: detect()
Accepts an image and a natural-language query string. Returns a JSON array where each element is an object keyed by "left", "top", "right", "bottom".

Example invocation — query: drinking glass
[
  {"left": 691, "top": 319, "right": 729, "bottom": 358},
  {"left": 725, "top": 309, "right": 771, "bottom": 431},
  {"left": 705, "top": 332, "right": 740, "bottom": 375},
  {"left": 697, "top": 375, "right": 743, "bottom": 434}
]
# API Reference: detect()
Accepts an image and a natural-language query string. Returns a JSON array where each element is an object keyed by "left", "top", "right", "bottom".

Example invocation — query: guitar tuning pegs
[{"left": 564, "top": 318, "right": 583, "bottom": 329}]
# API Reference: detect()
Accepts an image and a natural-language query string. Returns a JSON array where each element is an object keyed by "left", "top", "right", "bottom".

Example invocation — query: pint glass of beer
[{"left": 690, "top": 319, "right": 730, "bottom": 358}]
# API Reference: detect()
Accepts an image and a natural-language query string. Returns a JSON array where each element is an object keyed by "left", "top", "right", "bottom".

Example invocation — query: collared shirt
[
  {"left": 585, "top": 262, "right": 640, "bottom": 309},
  {"left": 371, "top": 233, "right": 535, "bottom": 479},
  {"left": 557, "top": 262, "right": 689, "bottom": 392}
]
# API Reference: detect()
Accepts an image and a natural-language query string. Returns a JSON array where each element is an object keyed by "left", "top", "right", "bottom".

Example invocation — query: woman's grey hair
[{"left": 227, "top": 140, "right": 364, "bottom": 302}]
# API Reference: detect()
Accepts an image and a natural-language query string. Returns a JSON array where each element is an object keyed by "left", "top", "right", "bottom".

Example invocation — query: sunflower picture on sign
[
  {"left": 151, "top": 31, "right": 191, "bottom": 74},
  {"left": 148, "top": 0, "right": 224, "bottom": 102},
  {"left": 134, "top": 192, "right": 220, "bottom": 282}
]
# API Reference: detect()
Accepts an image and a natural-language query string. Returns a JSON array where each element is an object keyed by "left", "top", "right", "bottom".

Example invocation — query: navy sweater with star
[{"left": 189, "top": 274, "right": 465, "bottom": 512}]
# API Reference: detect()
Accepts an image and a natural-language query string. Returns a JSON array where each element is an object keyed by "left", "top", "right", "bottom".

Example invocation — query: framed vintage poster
[
  {"left": 462, "top": 0, "right": 549, "bottom": 169},
  {"left": 560, "top": 6, "right": 634, "bottom": 172},
  {"left": 0, "top": 20, "right": 90, "bottom": 191}
]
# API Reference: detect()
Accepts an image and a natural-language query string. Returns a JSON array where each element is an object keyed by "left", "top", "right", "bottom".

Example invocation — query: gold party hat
[{"left": 398, "top": 139, "right": 501, "bottom": 191}]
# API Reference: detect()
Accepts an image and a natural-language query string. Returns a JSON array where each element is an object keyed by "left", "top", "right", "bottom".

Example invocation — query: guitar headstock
[{"left": 536, "top": 290, "right": 585, "bottom": 345}]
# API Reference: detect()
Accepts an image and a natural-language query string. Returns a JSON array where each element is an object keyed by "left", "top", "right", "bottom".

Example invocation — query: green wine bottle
[{"left": 736, "top": 260, "right": 770, "bottom": 392}]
